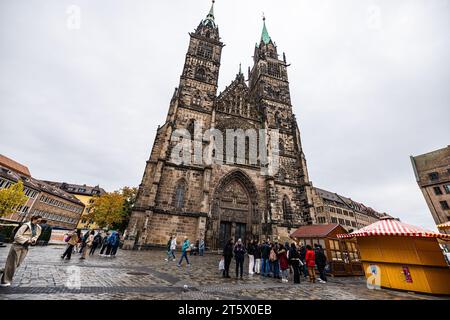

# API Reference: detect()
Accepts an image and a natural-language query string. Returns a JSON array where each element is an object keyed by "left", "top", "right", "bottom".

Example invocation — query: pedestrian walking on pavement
[
  {"left": 61, "top": 229, "right": 80, "bottom": 260},
  {"left": 247, "top": 240, "right": 256, "bottom": 275},
  {"left": 80, "top": 230, "right": 95, "bottom": 260},
  {"left": 1, "top": 215, "right": 42, "bottom": 287},
  {"left": 165, "top": 235, "right": 174, "bottom": 261},
  {"left": 315, "top": 244, "right": 328, "bottom": 283},
  {"left": 90, "top": 231, "right": 102, "bottom": 256},
  {"left": 234, "top": 238, "right": 246, "bottom": 280},
  {"left": 305, "top": 245, "right": 316, "bottom": 283},
  {"left": 99, "top": 232, "right": 109, "bottom": 256},
  {"left": 222, "top": 239, "right": 233, "bottom": 278},
  {"left": 288, "top": 242, "right": 301, "bottom": 284},
  {"left": 177, "top": 236, "right": 191, "bottom": 267},
  {"left": 105, "top": 231, "right": 120, "bottom": 257}
]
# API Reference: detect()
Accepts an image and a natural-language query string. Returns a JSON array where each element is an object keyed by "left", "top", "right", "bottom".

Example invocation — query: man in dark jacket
[
  {"left": 222, "top": 239, "right": 234, "bottom": 278},
  {"left": 234, "top": 239, "right": 246, "bottom": 279},
  {"left": 261, "top": 240, "right": 271, "bottom": 277},
  {"left": 90, "top": 232, "right": 102, "bottom": 256},
  {"left": 315, "top": 244, "right": 328, "bottom": 283}
]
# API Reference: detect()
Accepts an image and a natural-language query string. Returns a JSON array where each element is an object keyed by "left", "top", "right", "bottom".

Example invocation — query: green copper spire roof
[
  {"left": 202, "top": 0, "right": 216, "bottom": 28},
  {"left": 261, "top": 16, "right": 271, "bottom": 45}
]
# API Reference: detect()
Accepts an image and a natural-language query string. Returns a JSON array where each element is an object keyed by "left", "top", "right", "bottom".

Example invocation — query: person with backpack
[
  {"left": 305, "top": 244, "right": 316, "bottom": 283},
  {"left": 61, "top": 229, "right": 80, "bottom": 260},
  {"left": 269, "top": 243, "right": 280, "bottom": 279},
  {"left": 222, "top": 239, "right": 233, "bottom": 278},
  {"left": 1, "top": 215, "right": 42, "bottom": 287},
  {"left": 105, "top": 231, "right": 120, "bottom": 257},
  {"left": 90, "top": 231, "right": 102, "bottom": 256},
  {"left": 315, "top": 244, "right": 328, "bottom": 283},
  {"left": 234, "top": 239, "right": 246, "bottom": 280}
]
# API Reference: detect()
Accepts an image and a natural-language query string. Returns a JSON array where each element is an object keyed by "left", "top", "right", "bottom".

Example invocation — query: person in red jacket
[
  {"left": 278, "top": 244, "right": 289, "bottom": 283},
  {"left": 305, "top": 245, "right": 316, "bottom": 283}
]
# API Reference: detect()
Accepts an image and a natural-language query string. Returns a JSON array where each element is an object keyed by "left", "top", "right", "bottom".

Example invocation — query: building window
[
  {"left": 196, "top": 42, "right": 213, "bottom": 60},
  {"left": 317, "top": 217, "right": 326, "bottom": 224},
  {"left": 329, "top": 240, "right": 342, "bottom": 261},
  {"left": 282, "top": 196, "right": 292, "bottom": 221},
  {"left": 331, "top": 217, "right": 337, "bottom": 223},
  {"left": 429, "top": 172, "right": 439, "bottom": 181},
  {"left": 174, "top": 182, "right": 186, "bottom": 209},
  {"left": 194, "top": 67, "right": 206, "bottom": 81},
  {"left": 440, "top": 201, "right": 450, "bottom": 210},
  {"left": 434, "top": 187, "right": 443, "bottom": 195},
  {"left": 444, "top": 185, "right": 450, "bottom": 194}
]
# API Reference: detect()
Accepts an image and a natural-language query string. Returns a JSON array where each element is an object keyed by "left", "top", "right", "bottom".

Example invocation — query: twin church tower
[{"left": 125, "top": 1, "right": 316, "bottom": 250}]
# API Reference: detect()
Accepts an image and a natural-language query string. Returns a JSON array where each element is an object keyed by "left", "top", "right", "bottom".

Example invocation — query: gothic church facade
[{"left": 126, "top": 3, "right": 316, "bottom": 249}]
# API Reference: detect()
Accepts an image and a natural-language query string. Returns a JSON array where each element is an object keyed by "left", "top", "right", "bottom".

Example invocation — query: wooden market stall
[
  {"left": 337, "top": 217, "right": 450, "bottom": 295},
  {"left": 290, "top": 224, "right": 364, "bottom": 276}
]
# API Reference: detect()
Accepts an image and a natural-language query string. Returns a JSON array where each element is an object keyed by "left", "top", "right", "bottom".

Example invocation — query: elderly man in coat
[{"left": 1, "top": 215, "right": 42, "bottom": 287}]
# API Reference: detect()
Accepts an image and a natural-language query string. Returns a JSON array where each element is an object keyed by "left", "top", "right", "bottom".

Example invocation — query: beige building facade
[{"left": 411, "top": 146, "right": 450, "bottom": 232}]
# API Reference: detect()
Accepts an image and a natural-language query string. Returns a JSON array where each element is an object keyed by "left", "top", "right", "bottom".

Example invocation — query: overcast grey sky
[{"left": 1, "top": 0, "right": 449, "bottom": 230}]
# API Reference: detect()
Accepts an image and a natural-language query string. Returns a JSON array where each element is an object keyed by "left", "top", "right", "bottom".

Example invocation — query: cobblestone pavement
[{"left": 0, "top": 244, "right": 447, "bottom": 300}]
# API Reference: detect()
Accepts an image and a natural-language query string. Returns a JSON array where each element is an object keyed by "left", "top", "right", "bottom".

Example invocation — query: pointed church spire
[
  {"left": 208, "top": 0, "right": 215, "bottom": 19},
  {"left": 202, "top": 0, "right": 216, "bottom": 27},
  {"left": 261, "top": 14, "right": 272, "bottom": 45}
]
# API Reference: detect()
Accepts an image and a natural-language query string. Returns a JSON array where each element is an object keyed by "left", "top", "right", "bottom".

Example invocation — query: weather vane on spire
[{"left": 262, "top": 12, "right": 265, "bottom": 21}]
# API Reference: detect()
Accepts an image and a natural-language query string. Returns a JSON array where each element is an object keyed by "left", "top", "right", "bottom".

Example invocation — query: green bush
[{"left": 0, "top": 225, "right": 16, "bottom": 243}]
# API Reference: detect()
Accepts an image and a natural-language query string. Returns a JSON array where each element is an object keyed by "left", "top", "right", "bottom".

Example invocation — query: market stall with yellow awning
[{"left": 337, "top": 217, "right": 450, "bottom": 295}]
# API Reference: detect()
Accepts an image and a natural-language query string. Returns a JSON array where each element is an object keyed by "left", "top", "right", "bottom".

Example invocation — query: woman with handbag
[
  {"left": 61, "top": 229, "right": 80, "bottom": 260},
  {"left": 80, "top": 230, "right": 95, "bottom": 260},
  {"left": 288, "top": 242, "right": 301, "bottom": 284}
]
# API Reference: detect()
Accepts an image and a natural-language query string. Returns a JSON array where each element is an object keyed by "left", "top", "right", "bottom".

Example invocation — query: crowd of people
[
  {"left": 164, "top": 234, "right": 328, "bottom": 284},
  {"left": 221, "top": 238, "right": 328, "bottom": 284},
  {"left": 61, "top": 229, "right": 121, "bottom": 260}
]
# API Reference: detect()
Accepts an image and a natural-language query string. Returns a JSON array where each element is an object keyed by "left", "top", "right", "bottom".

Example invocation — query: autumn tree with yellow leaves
[
  {"left": 87, "top": 187, "right": 137, "bottom": 230},
  {"left": 0, "top": 180, "right": 28, "bottom": 218}
]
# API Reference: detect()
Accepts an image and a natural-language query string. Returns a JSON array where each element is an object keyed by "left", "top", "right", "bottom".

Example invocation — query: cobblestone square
[{"left": 0, "top": 245, "right": 447, "bottom": 300}]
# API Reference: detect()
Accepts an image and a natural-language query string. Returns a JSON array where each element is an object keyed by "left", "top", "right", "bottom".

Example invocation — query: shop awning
[
  {"left": 337, "top": 217, "right": 450, "bottom": 240},
  {"left": 437, "top": 221, "right": 450, "bottom": 230}
]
